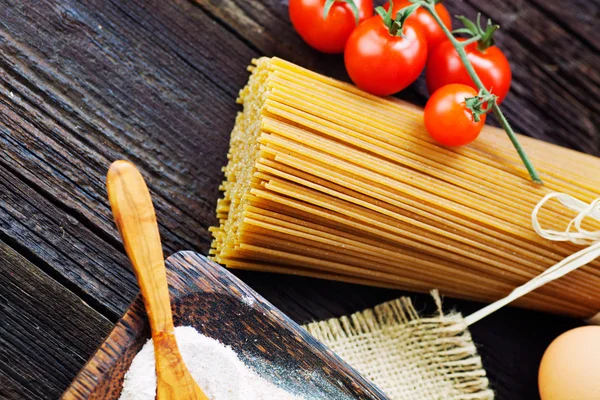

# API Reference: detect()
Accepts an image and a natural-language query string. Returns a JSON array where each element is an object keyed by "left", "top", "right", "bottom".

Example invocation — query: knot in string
[{"left": 532, "top": 192, "right": 600, "bottom": 245}]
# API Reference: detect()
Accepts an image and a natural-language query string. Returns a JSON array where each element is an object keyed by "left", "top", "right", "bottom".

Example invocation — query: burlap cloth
[{"left": 303, "top": 293, "right": 494, "bottom": 400}]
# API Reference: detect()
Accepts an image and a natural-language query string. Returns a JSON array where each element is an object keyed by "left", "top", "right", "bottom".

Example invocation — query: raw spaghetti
[{"left": 210, "top": 57, "right": 600, "bottom": 319}]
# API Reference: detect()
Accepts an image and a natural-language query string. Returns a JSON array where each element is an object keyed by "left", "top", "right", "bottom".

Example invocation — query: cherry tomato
[
  {"left": 289, "top": 0, "right": 373, "bottom": 54},
  {"left": 426, "top": 38, "right": 512, "bottom": 103},
  {"left": 344, "top": 15, "right": 427, "bottom": 96},
  {"left": 424, "top": 84, "right": 486, "bottom": 147},
  {"left": 385, "top": 1, "right": 452, "bottom": 49}
]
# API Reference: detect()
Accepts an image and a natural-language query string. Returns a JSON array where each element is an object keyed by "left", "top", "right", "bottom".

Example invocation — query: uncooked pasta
[{"left": 210, "top": 57, "right": 600, "bottom": 318}]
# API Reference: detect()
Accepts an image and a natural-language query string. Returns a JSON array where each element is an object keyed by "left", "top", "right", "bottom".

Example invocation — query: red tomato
[
  {"left": 424, "top": 84, "right": 486, "bottom": 147},
  {"left": 344, "top": 15, "right": 427, "bottom": 96},
  {"left": 386, "top": 1, "right": 452, "bottom": 49},
  {"left": 289, "top": 0, "right": 373, "bottom": 54},
  {"left": 426, "top": 38, "right": 512, "bottom": 103}
]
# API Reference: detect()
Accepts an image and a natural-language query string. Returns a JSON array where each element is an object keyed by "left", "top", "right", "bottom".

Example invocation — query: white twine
[{"left": 465, "top": 192, "right": 600, "bottom": 326}]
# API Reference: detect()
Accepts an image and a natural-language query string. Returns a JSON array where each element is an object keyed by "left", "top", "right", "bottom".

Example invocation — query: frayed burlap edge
[{"left": 304, "top": 292, "right": 494, "bottom": 400}]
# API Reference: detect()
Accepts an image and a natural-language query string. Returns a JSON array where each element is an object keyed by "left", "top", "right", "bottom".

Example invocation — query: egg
[{"left": 538, "top": 326, "right": 600, "bottom": 400}]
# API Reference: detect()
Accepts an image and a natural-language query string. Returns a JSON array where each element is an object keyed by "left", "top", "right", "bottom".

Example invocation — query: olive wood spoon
[{"left": 107, "top": 160, "right": 208, "bottom": 400}]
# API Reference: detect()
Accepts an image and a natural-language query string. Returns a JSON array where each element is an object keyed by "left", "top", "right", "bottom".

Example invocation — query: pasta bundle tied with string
[{"left": 210, "top": 57, "right": 600, "bottom": 319}]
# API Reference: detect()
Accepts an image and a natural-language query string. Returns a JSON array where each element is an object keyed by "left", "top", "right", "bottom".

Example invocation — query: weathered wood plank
[
  {"left": 194, "top": 0, "right": 600, "bottom": 155},
  {"left": 529, "top": 0, "right": 599, "bottom": 52},
  {"left": 192, "top": 0, "right": 351, "bottom": 84},
  {"left": 0, "top": 1, "right": 598, "bottom": 400},
  {"left": 0, "top": 239, "right": 113, "bottom": 399},
  {"left": 0, "top": 0, "right": 258, "bottom": 259},
  {"left": 0, "top": 162, "right": 137, "bottom": 316},
  {"left": 0, "top": 0, "right": 262, "bottom": 320}
]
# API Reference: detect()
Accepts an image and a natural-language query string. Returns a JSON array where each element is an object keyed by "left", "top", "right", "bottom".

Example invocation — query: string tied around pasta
[{"left": 465, "top": 192, "right": 600, "bottom": 326}]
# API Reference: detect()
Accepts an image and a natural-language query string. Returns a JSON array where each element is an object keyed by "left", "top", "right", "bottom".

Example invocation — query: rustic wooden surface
[
  {"left": 0, "top": 0, "right": 597, "bottom": 399},
  {"left": 63, "top": 252, "right": 388, "bottom": 400}
]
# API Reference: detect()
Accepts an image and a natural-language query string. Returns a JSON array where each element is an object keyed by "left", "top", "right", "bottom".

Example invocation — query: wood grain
[
  {"left": 0, "top": 239, "right": 113, "bottom": 400},
  {"left": 107, "top": 161, "right": 208, "bottom": 400},
  {"left": 528, "top": 0, "right": 599, "bottom": 52},
  {"left": 0, "top": 0, "right": 257, "bottom": 303},
  {"left": 0, "top": 0, "right": 256, "bottom": 327},
  {"left": 0, "top": 162, "right": 137, "bottom": 316},
  {"left": 60, "top": 298, "right": 150, "bottom": 400},
  {"left": 0, "top": 0, "right": 597, "bottom": 399},
  {"left": 63, "top": 252, "right": 389, "bottom": 400}
]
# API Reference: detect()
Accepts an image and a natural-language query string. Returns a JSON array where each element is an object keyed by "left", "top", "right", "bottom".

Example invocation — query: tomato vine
[{"left": 410, "top": 0, "right": 543, "bottom": 184}]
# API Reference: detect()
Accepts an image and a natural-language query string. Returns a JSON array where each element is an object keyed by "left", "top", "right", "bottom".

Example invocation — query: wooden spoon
[{"left": 107, "top": 160, "right": 208, "bottom": 400}]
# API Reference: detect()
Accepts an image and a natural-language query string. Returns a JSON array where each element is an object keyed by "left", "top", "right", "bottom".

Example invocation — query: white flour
[{"left": 119, "top": 326, "right": 303, "bottom": 400}]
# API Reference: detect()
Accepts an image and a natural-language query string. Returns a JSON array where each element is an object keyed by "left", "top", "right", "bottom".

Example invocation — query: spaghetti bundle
[{"left": 210, "top": 57, "right": 600, "bottom": 318}]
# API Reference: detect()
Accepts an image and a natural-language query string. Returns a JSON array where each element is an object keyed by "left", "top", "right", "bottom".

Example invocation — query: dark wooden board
[
  {"left": 0, "top": 239, "right": 113, "bottom": 400},
  {"left": 0, "top": 0, "right": 597, "bottom": 399},
  {"left": 63, "top": 252, "right": 388, "bottom": 400},
  {"left": 0, "top": 162, "right": 137, "bottom": 316},
  {"left": 0, "top": 0, "right": 253, "bottom": 255},
  {"left": 528, "top": 0, "right": 599, "bottom": 52}
]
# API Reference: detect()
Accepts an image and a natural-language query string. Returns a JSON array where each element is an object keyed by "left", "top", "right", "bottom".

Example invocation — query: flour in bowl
[{"left": 119, "top": 326, "right": 303, "bottom": 400}]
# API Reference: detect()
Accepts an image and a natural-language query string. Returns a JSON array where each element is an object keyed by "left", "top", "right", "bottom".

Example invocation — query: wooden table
[{"left": 1, "top": 1, "right": 598, "bottom": 399}]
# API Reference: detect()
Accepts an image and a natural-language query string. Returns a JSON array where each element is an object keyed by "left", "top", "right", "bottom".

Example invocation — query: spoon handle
[
  {"left": 107, "top": 160, "right": 173, "bottom": 334},
  {"left": 107, "top": 160, "right": 207, "bottom": 400}
]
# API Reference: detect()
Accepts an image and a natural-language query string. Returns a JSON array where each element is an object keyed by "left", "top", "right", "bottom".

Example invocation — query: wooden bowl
[{"left": 62, "top": 251, "right": 388, "bottom": 399}]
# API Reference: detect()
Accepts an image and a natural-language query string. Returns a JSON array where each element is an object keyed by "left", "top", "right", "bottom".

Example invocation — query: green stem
[
  {"left": 421, "top": 1, "right": 542, "bottom": 184},
  {"left": 457, "top": 35, "right": 481, "bottom": 48},
  {"left": 491, "top": 103, "right": 541, "bottom": 183}
]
